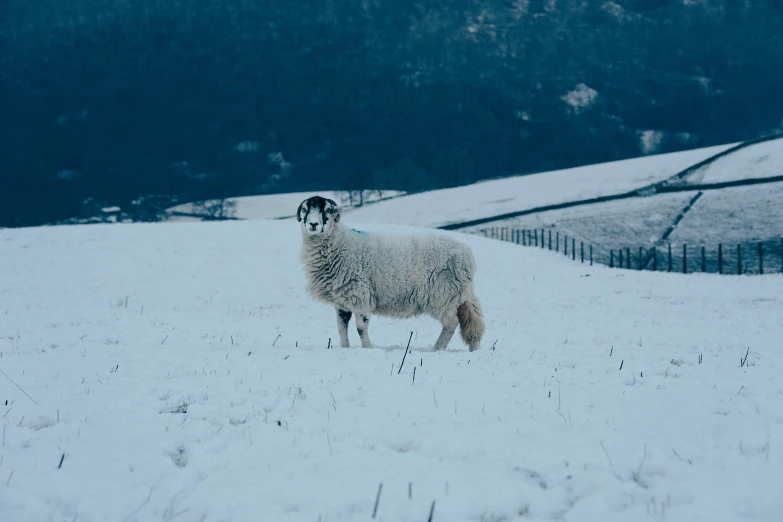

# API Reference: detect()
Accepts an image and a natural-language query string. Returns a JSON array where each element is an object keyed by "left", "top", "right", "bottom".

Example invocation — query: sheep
[{"left": 296, "top": 195, "right": 485, "bottom": 351}]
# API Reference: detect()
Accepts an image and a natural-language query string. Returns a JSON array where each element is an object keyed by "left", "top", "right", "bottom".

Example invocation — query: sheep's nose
[{"left": 308, "top": 222, "right": 318, "bottom": 229}]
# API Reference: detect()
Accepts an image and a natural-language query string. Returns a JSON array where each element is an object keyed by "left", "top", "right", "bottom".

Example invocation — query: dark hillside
[{"left": 2, "top": 0, "right": 782, "bottom": 226}]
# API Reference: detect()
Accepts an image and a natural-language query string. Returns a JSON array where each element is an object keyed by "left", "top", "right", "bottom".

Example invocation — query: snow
[
  {"left": 461, "top": 191, "right": 697, "bottom": 265},
  {"left": 678, "top": 137, "right": 783, "bottom": 185},
  {"left": 2, "top": 219, "right": 782, "bottom": 522},
  {"left": 669, "top": 183, "right": 783, "bottom": 246},
  {"left": 166, "top": 190, "right": 405, "bottom": 221},
  {"left": 348, "top": 143, "right": 737, "bottom": 228},
  {"left": 562, "top": 84, "right": 598, "bottom": 113}
]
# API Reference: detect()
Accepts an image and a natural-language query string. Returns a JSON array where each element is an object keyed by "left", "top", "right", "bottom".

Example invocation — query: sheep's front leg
[
  {"left": 336, "top": 308, "right": 352, "bottom": 348},
  {"left": 432, "top": 315, "right": 459, "bottom": 351},
  {"left": 356, "top": 313, "right": 373, "bottom": 348}
]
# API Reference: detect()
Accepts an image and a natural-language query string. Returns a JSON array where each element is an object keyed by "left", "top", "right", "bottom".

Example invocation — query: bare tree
[{"left": 192, "top": 199, "right": 238, "bottom": 220}]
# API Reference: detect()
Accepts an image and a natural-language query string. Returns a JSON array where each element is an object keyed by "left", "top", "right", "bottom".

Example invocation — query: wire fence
[{"left": 468, "top": 226, "right": 783, "bottom": 275}]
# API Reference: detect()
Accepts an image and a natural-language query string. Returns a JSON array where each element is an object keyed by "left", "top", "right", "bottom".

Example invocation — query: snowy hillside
[
  {"left": 2, "top": 220, "right": 782, "bottom": 522},
  {"left": 346, "top": 143, "right": 736, "bottom": 228},
  {"left": 461, "top": 191, "right": 697, "bottom": 253},
  {"left": 461, "top": 182, "right": 783, "bottom": 269},
  {"left": 673, "top": 137, "right": 783, "bottom": 186},
  {"left": 668, "top": 183, "right": 783, "bottom": 245},
  {"left": 166, "top": 190, "right": 405, "bottom": 222}
]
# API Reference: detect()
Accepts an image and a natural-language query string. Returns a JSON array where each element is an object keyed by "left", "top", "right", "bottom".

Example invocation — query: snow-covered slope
[
  {"left": 2, "top": 220, "right": 782, "bottom": 522},
  {"left": 668, "top": 183, "right": 783, "bottom": 245},
  {"left": 346, "top": 143, "right": 737, "bottom": 228},
  {"left": 167, "top": 190, "right": 405, "bottom": 221},
  {"left": 461, "top": 191, "right": 697, "bottom": 256},
  {"left": 676, "top": 137, "right": 783, "bottom": 186}
]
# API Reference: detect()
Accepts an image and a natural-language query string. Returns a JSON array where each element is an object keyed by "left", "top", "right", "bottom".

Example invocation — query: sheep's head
[{"left": 296, "top": 196, "right": 341, "bottom": 237}]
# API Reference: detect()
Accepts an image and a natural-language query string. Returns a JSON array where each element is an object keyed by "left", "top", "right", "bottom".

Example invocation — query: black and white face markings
[{"left": 296, "top": 196, "right": 340, "bottom": 236}]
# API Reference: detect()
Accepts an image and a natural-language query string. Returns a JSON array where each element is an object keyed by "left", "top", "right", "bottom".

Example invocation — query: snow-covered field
[
  {"left": 166, "top": 191, "right": 405, "bottom": 222},
  {"left": 669, "top": 183, "right": 783, "bottom": 245},
  {"left": 675, "top": 137, "right": 783, "bottom": 186},
  {"left": 347, "top": 143, "right": 736, "bottom": 228},
  {"left": 2, "top": 219, "right": 782, "bottom": 522},
  {"left": 461, "top": 192, "right": 697, "bottom": 263}
]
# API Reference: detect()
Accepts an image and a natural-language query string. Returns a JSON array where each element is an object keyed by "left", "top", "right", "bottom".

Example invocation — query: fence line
[{"left": 471, "top": 227, "right": 783, "bottom": 275}]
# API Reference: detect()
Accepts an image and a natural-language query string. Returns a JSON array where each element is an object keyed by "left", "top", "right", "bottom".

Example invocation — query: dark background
[{"left": 2, "top": 0, "right": 782, "bottom": 227}]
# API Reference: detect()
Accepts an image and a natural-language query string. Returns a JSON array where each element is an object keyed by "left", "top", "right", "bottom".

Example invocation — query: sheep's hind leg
[
  {"left": 432, "top": 314, "right": 459, "bottom": 351},
  {"left": 336, "top": 308, "right": 352, "bottom": 348},
  {"left": 356, "top": 313, "right": 373, "bottom": 348}
]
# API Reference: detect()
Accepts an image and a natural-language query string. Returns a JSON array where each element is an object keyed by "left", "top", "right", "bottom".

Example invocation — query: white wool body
[{"left": 297, "top": 195, "right": 485, "bottom": 351}]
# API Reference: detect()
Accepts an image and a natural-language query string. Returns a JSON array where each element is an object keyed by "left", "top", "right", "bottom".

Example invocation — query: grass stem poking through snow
[
  {"left": 408, "top": 482, "right": 412, "bottom": 499},
  {"left": 57, "top": 453, "right": 66, "bottom": 469},
  {"left": 272, "top": 334, "right": 281, "bottom": 346},
  {"left": 372, "top": 482, "right": 383, "bottom": 518},
  {"left": 413, "top": 367, "right": 416, "bottom": 383},
  {"left": 327, "top": 338, "right": 331, "bottom": 349},
  {"left": 0, "top": 367, "right": 38, "bottom": 405},
  {"left": 428, "top": 500, "right": 436, "bottom": 521},
  {"left": 631, "top": 443, "right": 648, "bottom": 487},
  {"left": 397, "top": 332, "right": 413, "bottom": 374},
  {"left": 740, "top": 348, "right": 750, "bottom": 367},
  {"left": 123, "top": 488, "right": 153, "bottom": 522},
  {"left": 619, "top": 360, "right": 624, "bottom": 371}
]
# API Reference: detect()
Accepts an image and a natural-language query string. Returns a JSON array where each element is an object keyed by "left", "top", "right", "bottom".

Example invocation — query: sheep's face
[{"left": 296, "top": 196, "right": 341, "bottom": 237}]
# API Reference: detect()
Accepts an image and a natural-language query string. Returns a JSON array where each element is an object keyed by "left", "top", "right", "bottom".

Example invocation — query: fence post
[
  {"left": 573, "top": 239, "right": 576, "bottom": 260},
  {"left": 556, "top": 232, "right": 559, "bottom": 252},
  {"left": 565, "top": 236, "right": 568, "bottom": 256},
  {"left": 541, "top": 230, "right": 545, "bottom": 249},
  {"left": 610, "top": 250, "right": 614, "bottom": 268},
  {"left": 548, "top": 230, "right": 552, "bottom": 250},
  {"left": 737, "top": 244, "right": 742, "bottom": 274},
  {"left": 638, "top": 247, "right": 643, "bottom": 270},
  {"left": 652, "top": 248, "right": 657, "bottom": 271},
  {"left": 534, "top": 230, "right": 538, "bottom": 247},
  {"left": 781, "top": 236, "right": 783, "bottom": 274},
  {"left": 619, "top": 248, "right": 623, "bottom": 268},
  {"left": 683, "top": 244, "right": 687, "bottom": 274},
  {"left": 668, "top": 244, "right": 672, "bottom": 272},
  {"left": 758, "top": 241, "right": 763, "bottom": 275},
  {"left": 701, "top": 246, "right": 706, "bottom": 272},
  {"left": 590, "top": 245, "right": 593, "bottom": 266},
  {"left": 626, "top": 247, "right": 630, "bottom": 269},
  {"left": 581, "top": 242, "right": 584, "bottom": 263},
  {"left": 718, "top": 244, "right": 723, "bottom": 274}
]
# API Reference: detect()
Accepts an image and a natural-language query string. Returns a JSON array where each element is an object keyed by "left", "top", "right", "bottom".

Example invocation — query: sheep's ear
[
  {"left": 295, "top": 201, "right": 304, "bottom": 222},
  {"left": 326, "top": 199, "right": 341, "bottom": 222}
]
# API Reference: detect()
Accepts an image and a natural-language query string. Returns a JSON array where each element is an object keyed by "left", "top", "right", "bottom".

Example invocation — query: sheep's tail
[{"left": 457, "top": 295, "right": 485, "bottom": 351}]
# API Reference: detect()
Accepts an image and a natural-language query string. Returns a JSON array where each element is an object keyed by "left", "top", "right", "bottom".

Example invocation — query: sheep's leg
[
  {"left": 336, "top": 308, "right": 352, "bottom": 348},
  {"left": 356, "top": 313, "right": 373, "bottom": 348},
  {"left": 432, "top": 315, "right": 459, "bottom": 351}
]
